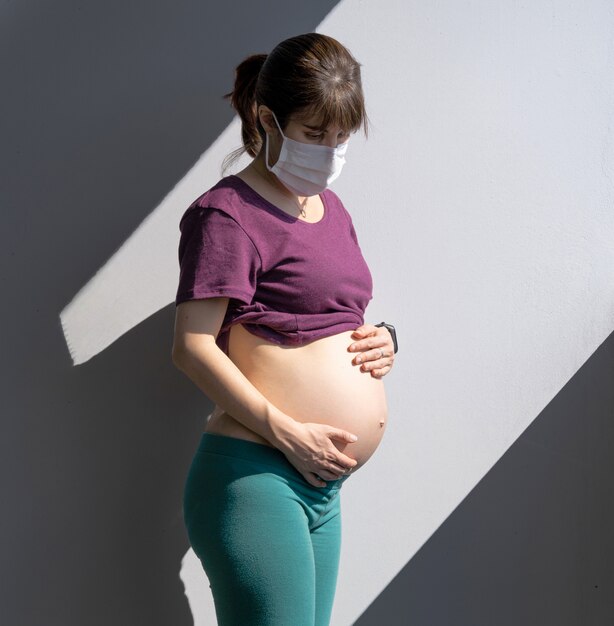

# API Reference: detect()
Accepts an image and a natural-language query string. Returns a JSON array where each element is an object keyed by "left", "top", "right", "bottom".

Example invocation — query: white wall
[{"left": 173, "top": 2, "right": 614, "bottom": 624}]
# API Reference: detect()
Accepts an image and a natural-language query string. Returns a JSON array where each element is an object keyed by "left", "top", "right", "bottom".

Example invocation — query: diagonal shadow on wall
[
  {"left": 354, "top": 330, "right": 614, "bottom": 626},
  {"left": 1, "top": 1, "right": 342, "bottom": 624}
]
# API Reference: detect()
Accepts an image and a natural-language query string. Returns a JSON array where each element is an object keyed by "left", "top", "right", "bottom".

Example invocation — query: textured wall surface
[{"left": 3, "top": 1, "right": 614, "bottom": 625}]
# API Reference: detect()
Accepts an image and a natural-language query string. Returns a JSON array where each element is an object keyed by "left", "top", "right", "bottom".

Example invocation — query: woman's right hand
[{"left": 275, "top": 421, "right": 359, "bottom": 488}]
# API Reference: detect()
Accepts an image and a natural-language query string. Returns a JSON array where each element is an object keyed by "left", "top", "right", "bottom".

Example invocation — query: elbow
[
  {"left": 172, "top": 336, "right": 218, "bottom": 370},
  {"left": 171, "top": 344, "right": 189, "bottom": 370}
]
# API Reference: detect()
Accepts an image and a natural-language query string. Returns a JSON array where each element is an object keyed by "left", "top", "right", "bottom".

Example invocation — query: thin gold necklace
[{"left": 249, "top": 160, "right": 308, "bottom": 218}]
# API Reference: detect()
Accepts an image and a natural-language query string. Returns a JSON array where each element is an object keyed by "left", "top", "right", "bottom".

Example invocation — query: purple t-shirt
[{"left": 175, "top": 175, "right": 373, "bottom": 355}]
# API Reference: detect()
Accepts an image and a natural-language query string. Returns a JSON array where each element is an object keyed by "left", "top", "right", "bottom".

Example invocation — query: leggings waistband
[{"left": 196, "top": 432, "right": 351, "bottom": 489}]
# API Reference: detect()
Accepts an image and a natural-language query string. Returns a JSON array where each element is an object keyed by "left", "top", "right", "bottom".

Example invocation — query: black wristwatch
[{"left": 374, "top": 322, "right": 398, "bottom": 354}]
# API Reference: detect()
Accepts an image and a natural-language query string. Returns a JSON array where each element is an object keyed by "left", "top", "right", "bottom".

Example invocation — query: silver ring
[{"left": 378, "top": 348, "right": 385, "bottom": 359}]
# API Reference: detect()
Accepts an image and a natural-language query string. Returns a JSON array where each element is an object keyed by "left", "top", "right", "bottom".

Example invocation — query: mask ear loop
[
  {"left": 265, "top": 110, "right": 284, "bottom": 172},
  {"left": 265, "top": 131, "right": 273, "bottom": 171},
  {"left": 270, "top": 110, "right": 285, "bottom": 137}
]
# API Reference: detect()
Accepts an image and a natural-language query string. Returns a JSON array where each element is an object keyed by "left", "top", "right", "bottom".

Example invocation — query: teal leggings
[{"left": 183, "top": 432, "right": 351, "bottom": 626}]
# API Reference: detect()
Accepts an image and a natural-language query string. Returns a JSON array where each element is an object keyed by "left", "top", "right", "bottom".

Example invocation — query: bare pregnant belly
[{"left": 204, "top": 323, "right": 389, "bottom": 469}]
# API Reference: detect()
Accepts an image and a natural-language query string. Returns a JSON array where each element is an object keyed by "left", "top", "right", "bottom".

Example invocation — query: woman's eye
[{"left": 306, "top": 132, "right": 349, "bottom": 141}]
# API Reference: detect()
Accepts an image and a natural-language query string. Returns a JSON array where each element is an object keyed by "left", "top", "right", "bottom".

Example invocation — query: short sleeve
[
  {"left": 336, "top": 196, "right": 360, "bottom": 246},
  {"left": 175, "top": 207, "right": 261, "bottom": 306},
  {"left": 348, "top": 217, "right": 359, "bottom": 246}
]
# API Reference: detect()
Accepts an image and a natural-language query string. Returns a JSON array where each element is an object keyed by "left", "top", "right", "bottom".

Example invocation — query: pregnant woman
[{"left": 172, "top": 33, "right": 398, "bottom": 626}]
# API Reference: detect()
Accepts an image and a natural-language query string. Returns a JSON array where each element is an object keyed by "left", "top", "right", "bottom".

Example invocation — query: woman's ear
[{"left": 257, "top": 105, "right": 276, "bottom": 135}]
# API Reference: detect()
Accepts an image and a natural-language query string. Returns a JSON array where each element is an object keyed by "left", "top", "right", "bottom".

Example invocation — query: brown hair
[{"left": 221, "top": 32, "right": 369, "bottom": 174}]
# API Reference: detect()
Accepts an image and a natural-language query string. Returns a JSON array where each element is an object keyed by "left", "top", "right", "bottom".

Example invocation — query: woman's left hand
[{"left": 347, "top": 324, "right": 395, "bottom": 378}]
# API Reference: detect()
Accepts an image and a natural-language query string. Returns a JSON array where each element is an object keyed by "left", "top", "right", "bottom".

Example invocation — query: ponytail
[{"left": 221, "top": 53, "right": 267, "bottom": 175}]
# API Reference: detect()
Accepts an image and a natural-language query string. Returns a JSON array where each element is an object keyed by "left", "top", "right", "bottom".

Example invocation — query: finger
[
  {"left": 351, "top": 324, "right": 378, "bottom": 338},
  {"left": 352, "top": 347, "right": 383, "bottom": 364},
  {"left": 370, "top": 365, "right": 392, "bottom": 378},
  {"left": 348, "top": 330, "right": 379, "bottom": 352},
  {"left": 349, "top": 338, "right": 381, "bottom": 353},
  {"left": 350, "top": 333, "right": 392, "bottom": 356},
  {"left": 314, "top": 459, "right": 351, "bottom": 479},
  {"left": 316, "top": 466, "right": 350, "bottom": 481},
  {"left": 306, "top": 472, "right": 325, "bottom": 487},
  {"left": 360, "top": 357, "right": 391, "bottom": 373},
  {"left": 330, "top": 453, "right": 358, "bottom": 472},
  {"left": 327, "top": 461, "right": 353, "bottom": 477},
  {"left": 328, "top": 429, "right": 359, "bottom": 443},
  {"left": 360, "top": 328, "right": 395, "bottom": 354},
  {"left": 311, "top": 473, "right": 328, "bottom": 487},
  {"left": 355, "top": 346, "right": 391, "bottom": 367}
]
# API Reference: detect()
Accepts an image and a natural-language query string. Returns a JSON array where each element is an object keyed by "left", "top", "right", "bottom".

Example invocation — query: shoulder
[
  {"left": 179, "top": 176, "right": 247, "bottom": 231},
  {"left": 322, "top": 187, "right": 352, "bottom": 225}
]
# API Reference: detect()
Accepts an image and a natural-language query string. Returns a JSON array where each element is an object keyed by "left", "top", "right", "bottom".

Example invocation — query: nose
[
  {"left": 324, "top": 136, "right": 348, "bottom": 149},
  {"left": 324, "top": 136, "right": 338, "bottom": 148}
]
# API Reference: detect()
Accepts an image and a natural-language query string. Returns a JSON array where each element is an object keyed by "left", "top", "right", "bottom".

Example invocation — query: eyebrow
[{"left": 302, "top": 124, "right": 350, "bottom": 133}]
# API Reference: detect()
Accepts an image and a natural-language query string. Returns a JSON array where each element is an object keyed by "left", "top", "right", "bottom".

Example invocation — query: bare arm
[
  {"left": 172, "top": 297, "right": 358, "bottom": 486},
  {"left": 172, "top": 297, "right": 297, "bottom": 446}
]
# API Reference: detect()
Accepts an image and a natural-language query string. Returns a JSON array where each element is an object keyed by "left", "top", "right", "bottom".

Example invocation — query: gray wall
[{"left": 1, "top": 2, "right": 342, "bottom": 624}]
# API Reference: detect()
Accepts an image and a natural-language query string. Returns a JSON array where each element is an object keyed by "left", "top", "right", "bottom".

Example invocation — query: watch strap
[{"left": 374, "top": 322, "right": 398, "bottom": 354}]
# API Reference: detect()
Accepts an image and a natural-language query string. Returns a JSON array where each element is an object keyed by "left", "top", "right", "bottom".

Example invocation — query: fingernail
[
  {"left": 356, "top": 356, "right": 362, "bottom": 363},
  {"left": 350, "top": 435, "right": 358, "bottom": 441}
]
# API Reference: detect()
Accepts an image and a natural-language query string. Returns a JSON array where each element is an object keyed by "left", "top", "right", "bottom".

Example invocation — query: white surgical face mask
[{"left": 265, "top": 111, "right": 349, "bottom": 197}]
